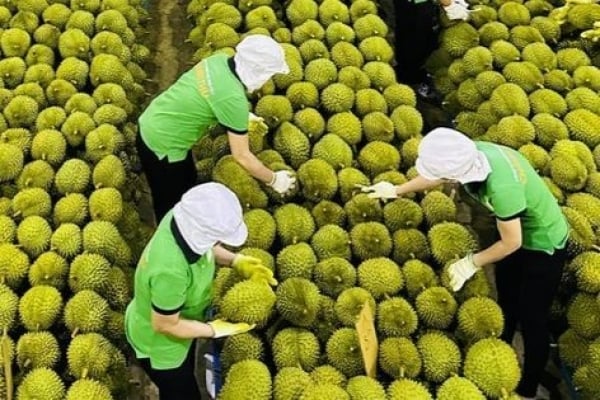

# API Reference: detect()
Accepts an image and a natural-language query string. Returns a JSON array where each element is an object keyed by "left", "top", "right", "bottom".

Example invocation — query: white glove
[
  {"left": 248, "top": 112, "right": 269, "bottom": 136},
  {"left": 448, "top": 254, "right": 479, "bottom": 291},
  {"left": 269, "top": 170, "right": 296, "bottom": 195},
  {"left": 443, "top": 0, "right": 472, "bottom": 20},
  {"left": 356, "top": 181, "right": 398, "bottom": 199}
]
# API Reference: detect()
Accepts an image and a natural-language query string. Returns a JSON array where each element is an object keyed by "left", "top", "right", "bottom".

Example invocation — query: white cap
[
  {"left": 172, "top": 182, "right": 248, "bottom": 254},
  {"left": 234, "top": 34, "right": 289, "bottom": 92},
  {"left": 415, "top": 127, "right": 491, "bottom": 184}
]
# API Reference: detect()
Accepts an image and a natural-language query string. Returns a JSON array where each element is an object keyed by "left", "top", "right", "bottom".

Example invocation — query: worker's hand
[
  {"left": 448, "top": 254, "right": 480, "bottom": 291},
  {"left": 355, "top": 181, "right": 398, "bottom": 199},
  {"left": 248, "top": 112, "right": 269, "bottom": 136},
  {"left": 443, "top": 0, "right": 475, "bottom": 20},
  {"left": 269, "top": 170, "right": 296, "bottom": 195},
  {"left": 207, "top": 319, "right": 255, "bottom": 338},
  {"left": 232, "top": 254, "right": 278, "bottom": 286}
]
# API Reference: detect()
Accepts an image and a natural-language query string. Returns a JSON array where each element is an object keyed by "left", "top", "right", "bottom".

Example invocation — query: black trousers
[
  {"left": 136, "top": 134, "right": 197, "bottom": 222},
  {"left": 138, "top": 344, "right": 201, "bottom": 400},
  {"left": 393, "top": 0, "right": 439, "bottom": 84},
  {"left": 495, "top": 247, "right": 567, "bottom": 397}
]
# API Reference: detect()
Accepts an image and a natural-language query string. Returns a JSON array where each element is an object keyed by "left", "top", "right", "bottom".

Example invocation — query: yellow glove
[
  {"left": 248, "top": 112, "right": 269, "bottom": 136},
  {"left": 232, "top": 254, "right": 278, "bottom": 286},
  {"left": 207, "top": 319, "right": 255, "bottom": 338}
]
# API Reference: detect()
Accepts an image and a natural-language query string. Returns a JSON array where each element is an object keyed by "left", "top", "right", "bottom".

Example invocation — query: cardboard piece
[{"left": 355, "top": 301, "right": 378, "bottom": 378}]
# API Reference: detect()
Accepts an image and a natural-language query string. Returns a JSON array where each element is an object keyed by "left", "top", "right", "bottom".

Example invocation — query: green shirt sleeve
[
  {"left": 149, "top": 271, "right": 188, "bottom": 313},
  {"left": 490, "top": 184, "right": 527, "bottom": 220},
  {"left": 212, "top": 95, "right": 250, "bottom": 133}
]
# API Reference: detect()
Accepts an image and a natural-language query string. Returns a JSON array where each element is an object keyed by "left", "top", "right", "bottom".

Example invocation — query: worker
[
  {"left": 136, "top": 34, "right": 296, "bottom": 221},
  {"left": 125, "top": 182, "right": 278, "bottom": 400},
  {"left": 358, "top": 128, "right": 568, "bottom": 400}
]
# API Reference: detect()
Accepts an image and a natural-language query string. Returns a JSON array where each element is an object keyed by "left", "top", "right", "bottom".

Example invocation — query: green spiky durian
[
  {"left": 325, "top": 22, "right": 355, "bottom": 46},
  {"left": 338, "top": 66, "right": 371, "bottom": 91},
  {"left": 404, "top": 259, "right": 439, "bottom": 298},
  {"left": 286, "top": 82, "right": 320, "bottom": 110},
  {"left": 0, "top": 57, "right": 27, "bottom": 89},
  {"left": 417, "top": 332, "right": 461, "bottom": 383},
  {"left": 0, "top": 282, "right": 19, "bottom": 331},
  {"left": 220, "top": 280, "right": 276, "bottom": 328},
  {"left": 518, "top": 143, "right": 550, "bottom": 173},
  {"left": 565, "top": 87, "right": 600, "bottom": 115},
  {"left": 218, "top": 360, "right": 272, "bottom": 400},
  {"left": 346, "top": 375, "right": 386, "bottom": 400},
  {"left": 478, "top": 22, "right": 509, "bottom": 48},
  {"left": 428, "top": 222, "right": 478, "bottom": 266},
  {"left": 297, "top": 158, "right": 339, "bottom": 201},
  {"left": 502, "top": 61, "right": 544, "bottom": 93},
  {"left": 15, "top": 161, "right": 53, "bottom": 192},
  {"left": 67, "top": 332, "right": 114, "bottom": 379},
  {"left": 498, "top": 1, "right": 531, "bottom": 26},
  {"left": 570, "top": 252, "right": 600, "bottom": 293},
  {"left": 273, "top": 122, "right": 310, "bottom": 169},
  {"left": 0, "top": 215, "right": 16, "bottom": 244},
  {"left": 318, "top": 0, "right": 350, "bottom": 26},
  {"left": 30, "top": 129, "right": 67, "bottom": 167},
  {"left": 64, "top": 93, "right": 97, "bottom": 115},
  {"left": 274, "top": 367, "right": 312, "bottom": 400},
  {"left": 509, "top": 25, "right": 544, "bottom": 50},
  {"left": 330, "top": 42, "right": 364, "bottom": 69},
  {"left": 53, "top": 193, "right": 88, "bottom": 227},
  {"left": 550, "top": 155, "right": 588, "bottom": 192},
  {"left": 463, "top": 338, "right": 521, "bottom": 398},
  {"left": 19, "top": 285, "right": 63, "bottom": 331},
  {"left": 377, "top": 295, "right": 419, "bottom": 337},
  {"left": 91, "top": 154, "right": 126, "bottom": 190},
  {"left": 335, "top": 287, "right": 376, "bottom": 327},
  {"left": 531, "top": 113, "right": 569, "bottom": 150},
  {"left": 3, "top": 94, "right": 39, "bottom": 127},
  {"left": 61, "top": 111, "right": 97, "bottom": 147},
  {"left": 28, "top": 251, "right": 68, "bottom": 289},
  {"left": 66, "top": 9, "right": 96, "bottom": 35},
  {"left": 0, "top": 243, "right": 30, "bottom": 289},
  {"left": 528, "top": 88, "right": 567, "bottom": 117},
  {"left": 357, "top": 257, "right": 402, "bottom": 299},
  {"left": 292, "top": 19, "right": 326, "bottom": 46},
  {"left": 220, "top": 332, "right": 264, "bottom": 371},
  {"left": 17, "top": 215, "right": 52, "bottom": 258},
  {"left": 88, "top": 187, "right": 123, "bottom": 224},
  {"left": 353, "top": 14, "right": 388, "bottom": 41},
  {"left": 64, "top": 289, "right": 109, "bottom": 334},
  {"left": 420, "top": 191, "right": 457, "bottom": 226},
  {"left": 276, "top": 277, "right": 321, "bottom": 327},
  {"left": 9, "top": 188, "right": 51, "bottom": 218},
  {"left": 357, "top": 141, "right": 400, "bottom": 178},
  {"left": 415, "top": 286, "right": 457, "bottom": 330},
  {"left": 556, "top": 48, "right": 591, "bottom": 74},
  {"left": 462, "top": 46, "right": 493, "bottom": 77},
  {"left": 293, "top": 107, "right": 325, "bottom": 142},
  {"left": 387, "top": 378, "right": 433, "bottom": 400},
  {"left": 312, "top": 200, "right": 346, "bottom": 228},
  {"left": 566, "top": 193, "right": 600, "bottom": 231},
  {"left": 54, "top": 158, "right": 91, "bottom": 195},
  {"left": 85, "top": 123, "right": 126, "bottom": 163},
  {"left": 26, "top": 43, "right": 56, "bottom": 67},
  {"left": 458, "top": 296, "right": 504, "bottom": 342},
  {"left": 1, "top": 28, "right": 32, "bottom": 58},
  {"left": 362, "top": 111, "right": 394, "bottom": 142},
  {"left": 355, "top": 88, "right": 388, "bottom": 117},
  {"left": 558, "top": 328, "right": 590, "bottom": 369},
  {"left": 489, "top": 40, "right": 521, "bottom": 69},
  {"left": 311, "top": 225, "right": 351, "bottom": 261},
  {"left": 313, "top": 257, "right": 356, "bottom": 297},
  {"left": 390, "top": 105, "right": 423, "bottom": 140},
  {"left": 379, "top": 336, "right": 422, "bottom": 379},
  {"left": 338, "top": 167, "right": 370, "bottom": 203},
  {"left": 564, "top": 109, "right": 600, "bottom": 149},
  {"left": 392, "top": 228, "right": 430, "bottom": 264},
  {"left": 326, "top": 328, "right": 364, "bottom": 377},
  {"left": 437, "top": 376, "right": 486, "bottom": 400},
  {"left": 488, "top": 115, "right": 536, "bottom": 149},
  {"left": 1, "top": 128, "right": 32, "bottom": 155},
  {"left": 212, "top": 156, "right": 268, "bottom": 210},
  {"left": 300, "top": 384, "right": 349, "bottom": 400},
  {"left": 82, "top": 220, "right": 131, "bottom": 265},
  {"left": 530, "top": 15, "right": 560, "bottom": 43},
  {"left": 274, "top": 203, "right": 316, "bottom": 246},
  {"left": 69, "top": 253, "right": 111, "bottom": 293},
  {"left": 441, "top": 22, "right": 479, "bottom": 58},
  {"left": 16, "top": 331, "right": 60, "bottom": 370},
  {"left": 286, "top": 0, "right": 319, "bottom": 26},
  {"left": 304, "top": 57, "right": 338, "bottom": 89},
  {"left": 16, "top": 367, "right": 65, "bottom": 400},
  {"left": 272, "top": 327, "right": 320, "bottom": 371},
  {"left": 65, "top": 379, "right": 113, "bottom": 400},
  {"left": 35, "top": 106, "right": 67, "bottom": 131},
  {"left": 310, "top": 365, "right": 346, "bottom": 386},
  {"left": 567, "top": 293, "right": 600, "bottom": 339},
  {"left": 0, "top": 143, "right": 24, "bottom": 183},
  {"left": 358, "top": 36, "right": 394, "bottom": 63},
  {"left": 327, "top": 111, "right": 363, "bottom": 145},
  {"left": 350, "top": 222, "right": 392, "bottom": 261},
  {"left": 298, "top": 38, "right": 330, "bottom": 64},
  {"left": 243, "top": 209, "right": 276, "bottom": 251}
]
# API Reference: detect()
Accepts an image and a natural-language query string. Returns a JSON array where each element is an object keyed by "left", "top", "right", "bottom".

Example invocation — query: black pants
[
  {"left": 138, "top": 344, "right": 201, "bottom": 400},
  {"left": 136, "top": 134, "right": 197, "bottom": 222},
  {"left": 393, "top": 0, "right": 439, "bottom": 84},
  {"left": 495, "top": 247, "right": 567, "bottom": 397}
]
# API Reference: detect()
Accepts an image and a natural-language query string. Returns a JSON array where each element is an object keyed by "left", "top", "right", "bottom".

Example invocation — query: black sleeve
[
  {"left": 495, "top": 210, "right": 526, "bottom": 221},
  {"left": 151, "top": 303, "right": 184, "bottom": 315},
  {"left": 222, "top": 125, "right": 248, "bottom": 135}
]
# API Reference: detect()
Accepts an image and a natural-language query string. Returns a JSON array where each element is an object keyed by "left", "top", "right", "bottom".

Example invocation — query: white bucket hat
[
  {"left": 415, "top": 127, "right": 491, "bottom": 184},
  {"left": 172, "top": 182, "right": 248, "bottom": 255},
  {"left": 234, "top": 34, "right": 290, "bottom": 92}
]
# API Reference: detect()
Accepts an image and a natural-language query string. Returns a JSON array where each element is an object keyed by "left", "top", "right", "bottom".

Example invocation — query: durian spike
[{"left": 2, "top": 328, "right": 13, "bottom": 400}]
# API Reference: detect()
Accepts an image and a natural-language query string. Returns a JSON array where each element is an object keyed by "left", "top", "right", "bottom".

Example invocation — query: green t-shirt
[
  {"left": 138, "top": 53, "right": 250, "bottom": 162},
  {"left": 124, "top": 211, "right": 215, "bottom": 369},
  {"left": 464, "top": 142, "right": 568, "bottom": 254}
]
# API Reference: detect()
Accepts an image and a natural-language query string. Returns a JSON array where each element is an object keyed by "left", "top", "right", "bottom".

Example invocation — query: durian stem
[
  {"left": 399, "top": 366, "right": 405, "bottom": 379},
  {"left": 23, "top": 358, "right": 31, "bottom": 369},
  {"left": 71, "top": 327, "right": 79, "bottom": 338},
  {"left": 500, "top": 387, "right": 509, "bottom": 399},
  {"left": 2, "top": 328, "right": 13, "bottom": 400},
  {"left": 591, "top": 245, "right": 600, "bottom": 252},
  {"left": 82, "top": 367, "right": 89, "bottom": 379}
]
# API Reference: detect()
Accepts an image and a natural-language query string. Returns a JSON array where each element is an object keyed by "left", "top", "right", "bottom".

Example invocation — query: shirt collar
[
  {"left": 170, "top": 217, "right": 201, "bottom": 264},
  {"left": 228, "top": 57, "right": 242, "bottom": 82}
]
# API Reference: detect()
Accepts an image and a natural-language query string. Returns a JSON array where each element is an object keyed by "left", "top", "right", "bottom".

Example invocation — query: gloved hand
[
  {"left": 207, "top": 319, "right": 255, "bottom": 338},
  {"left": 248, "top": 112, "right": 269, "bottom": 136},
  {"left": 232, "top": 254, "right": 278, "bottom": 286},
  {"left": 443, "top": 0, "right": 475, "bottom": 20},
  {"left": 448, "top": 254, "right": 480, "bottom": 291},
  {"left": 269, "top": 170, "right": 296, "bottom": 195},
  {"left": 356, "top": 181, "right": 398, "bottom": 199}
]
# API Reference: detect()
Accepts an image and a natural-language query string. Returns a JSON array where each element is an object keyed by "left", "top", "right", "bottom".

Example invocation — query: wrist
[{"left": 268, "top": 171, "right": 276, "bottom": 186}]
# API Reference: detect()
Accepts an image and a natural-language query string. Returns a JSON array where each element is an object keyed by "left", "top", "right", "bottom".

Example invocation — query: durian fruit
[
  {"left": 421, "top": 191, "right": 457, "bottom": 226},
  {"left": 489, "top": 83, "right": 530, "bottom": 118},
  {"left": 383, "top": 198, "right": 424, "bottom": 231},
  {"left": 276, "top": 242, "right": 317, "bottom": 281},
  {"left": 313, "top": 257, "right": 356, "bottom": 297},
  {"left": 353, "top": 14, "right": 388, "bottom": 41},
  {"left": 297, "top": 158, "right": 339, "bottom": 201},
  {"left": 88, "top": 187, "right": 123, "bottom": 223},
  {"left": 65, "top": 379, "right": 113, "bottom": 400},
  {"left": 556, "top": 48, "right": 591, "bottom": 74},
  {"left": 531, "top": 113, "right": 569, "bottom": 150},
  {"left": 312, "top": 200, "right": 346, "bottom": 227},
  {"left": 243, "top": 209, "right": 276, "bottom": 251},
  {"left": 326, "top": 328, "right": 364, "bottom": 377},
  {"left": 276, "top": 277, "right": 321, "bottom": 327},
  {"left": 489, "top": 115, "right": 536, "bottom": 149},
  {"left": 562, "top": 206, "right": 596, "bottom": 255},
  {"left": 54, "top": 158, "right": 91, "bottom": 195},
  {"left": 220, "top": 332, "right": 264, "bottom": 371},
  {"left": 311, "top": 134, "right": 353, "bottom": 171},
  {"left": 0, "top": 243, "right": 30, "bottom": 289},
  {"left": 567, "top": 293, "right": 600, "bottom": 339},
  {"left": 378, "top": 337, "right": 422, "bottom": 379},
  {"left": 311, "top": 225, "right": 352, "bottom": 260},
  {"left": 390, "top": 105, "right": 423, "bottom": 140},
  {"left": 61, "top": 111, "right": 97, "bottom": 147},
  {"left": 16, "top": 331, "right": 60, "bottom": 370},
  {"left": 344, "top": 192, "right": 383, "bottom": 227},
  {"left": 337, "top": 66, "right": 371, "bottom": 91},
  {"left": 362, "top": 111, "right": 395, "bottom": 143},
  {"left": 570, "top": 252, "right": 600, "bottom": 293},
  {"left": 17, "top": 215, "right": 52, "bottom": 257},
  {"left": 64, "top": 289, "right": 109, "bottom": 335},
  {"left": 274, "top": 203, "right": 316, "bottom": 246},
  {"left": 53, "top": 193, "right": 88, "bottom": 226},
  {"left": 273, "top": 122, "right": 310, "bottom": 169},
  {"left": 0, "top": 215, "right": 16, "bottom": 244},
  {"left": 566, "top": 87, "right": 600, "bottom": 115},
  {"left": 30, "top": 129, "right": 67, "bottom": 167},
  {"left": 387, "top": 378, "right": 433, "bottom": 400},
  {"left": 16, "top": 367, "right": 65, "bottom": 400},
  {"left": 304, "top": 57, "right": 338, "bottom": 89},
  {"left": 18, "top": 285, "right": 63, "bottom": 331},
  {"left": 376, "top": 296, "right": 418, "bottom": 337},
  {"left": 293, "top": 107, "right": 325, "bottom": 142},
  {"left": 69, "top": 252, "right": 111, "bottom": 293},
  {"left": 273, "top": 367, "right": 312, "bottom": 400},
  {"left": 16, "top": 160, "right": 55, "bottom": 191},
  {"left": 350, "top": 222, "right": 392, "bottom": 260},
  {"left": 310, "top": 364, "right": 347, "bottom": 386},
  {"left": 463, "top": 338, "right": 521, "bottom": 398},
  {"left": 436, "top": 376, "right": 486, "bottom": 400},
  {"left": 287, "top": 82, "right": 320, "bottom": 111},
  {"left": 1, "top": 128, "right": 33, "bottom": 155},
  {"left": 415, "top": 286, "right": 457, "bottom": 330},
  {"left": 357, "top": 257, "right": 403, "bottom": 299},
  {"left": 28, "top": 251, "right": 68, "bottom": 289},
  {"left": 335, "top": 287, "right": 376, "bottom": 326},
  {"left": 299, "top": 384, "right": 350, "bottom": 400},
  {"left": 346, "top": 375, "right": 386, "bottom": 400},
  {"left": 67, "top": 332, "right": 114, "bottom": 379},
  {"left": 3, "top": 94, "right": 39, "bottom": 127},
  {"left": 218, "top": 360, "right": 272, "bottom": 400},
  {"left": 558, "top": 328, "right": 591, "bottom": 370},
  {"left": 392, "top": 228, "right": 430, "bottom": 265},
  {"left": 327, "top": 111, "right": 363, "bottom": 145},
  {"left": 458, "top": 296, "right": 504, "bottom": 342},
  {"left": 220, "top": 280, "right": 276, "bottom": 328},
  {"left": 417, "top": 331, "right": 461, "bottom": 383},
  {"left": 428, "top": 222, "right": 479, "bottom": 266},
  {"left": 0, "top": 143, "right": 24, "bottom": 182},
  {"left": 566, "top": 193, "right": 600, "bottom": 230},
  {"left": 272, "top": 327, "right": 320, "bottom": 371},
  {"left": 564, "top": 109, "right": 600, "bottom": 149},
  {"left": 0, "top": 283, "right": 19, "bottom": 332}
]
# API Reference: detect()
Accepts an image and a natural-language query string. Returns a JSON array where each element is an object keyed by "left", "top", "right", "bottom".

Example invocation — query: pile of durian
[
  {"left": 182, "top": 0, "right": 546, "bottom": 399},
  {"left": 421, "top": 0, "right": 600, "bottom": 398},
  {"left": 0, "top": 0, "right": 153, "bottom": 399}
]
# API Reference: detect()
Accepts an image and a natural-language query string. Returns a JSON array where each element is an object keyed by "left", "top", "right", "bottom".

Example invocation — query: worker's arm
[
  {"left": 472, "top": 217, "right": 522, "bottom": 267},
  {"left": 213, "top": 244, "right": 236, "bottom": 266},
  {"left": 227, "top": 131, "right": 274, "bottom": 184},
  {"left": 151, "top": 310, "right": 215, "bottom": 338},
  {"left": 395, "top": 175, "right": 445, "bottom": 196}
]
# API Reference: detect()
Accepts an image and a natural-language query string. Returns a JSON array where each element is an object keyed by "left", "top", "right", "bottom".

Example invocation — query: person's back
[{"left": 471, "top": 141, "right": 568, "bottom": 253}]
